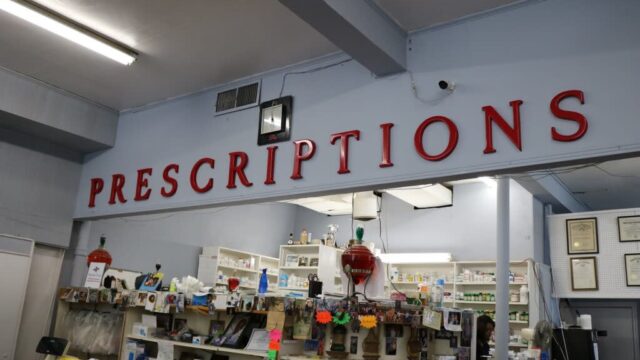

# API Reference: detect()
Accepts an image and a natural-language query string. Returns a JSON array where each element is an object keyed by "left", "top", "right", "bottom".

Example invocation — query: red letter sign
[
  {"left": 265, "top": 146, "right": 278, "bottom": 185},
  {"left": 161, "top": 164, "right": 179, "bottom": 197},
  {"left": 550, "top": 89, "right": 588, "bottom": 142},
  {"left": 414, "top": 116, "right": 459, "bottom": 161},
  {"left": 88, "top": 178, "right": 104, "bottom": 208},
  {"left": 379, "top": 123, "right": 394, "bottom": 168},
  {"left": 190, "top": 157, "right": 215, "bottom": 193},
  {"left": 134, "top": 168, "right": 153, "bottom": 201},
  {"left": 291, "top": 139, "right": 316, "bottom": 179},
  {"left": 227, "top": 152, "right": 253, "bottom": 189},
  {"left": 483, "top": 100, "right": 524, "bottom": 154},
  {"left": 108, "top": 174, "right": 127, "bottom": 204},
  {"left": 330, "top": 130, "right": 360, "bottom": 174}
]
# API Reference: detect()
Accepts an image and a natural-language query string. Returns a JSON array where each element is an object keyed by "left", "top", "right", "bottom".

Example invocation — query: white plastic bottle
[
  {"left": 279, "top": 272, "right": 289, "bottom": 288},
  {"left": 288, "top": 274, "right": 297, "bottom": 289},
  {"left": 520, "top": 285, "right": 529, "bottom": 304},
  {"left": 431, "top": 279, "right": 445, "bottom": 307}
]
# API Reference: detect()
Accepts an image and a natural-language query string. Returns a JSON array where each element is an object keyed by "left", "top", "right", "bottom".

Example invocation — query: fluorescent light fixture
[
  {"left": 0, "top": 0, "right": 137, "bottom": 65},
  {"left": 378, "top": 252, "right": 452, "bottom": 264},
  {"left": 478, "top": 176, "right": 497, "bottom": 188},
  {"left": 282, "top": 194, "right": 352, "bottom": 216},
  {"left": 384, "top": 183, "right": 452, "bottom": 208}
]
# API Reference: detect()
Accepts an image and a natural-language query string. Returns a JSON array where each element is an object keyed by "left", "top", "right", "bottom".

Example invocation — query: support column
[
  {"left": 70, "top": 221, "right": 92, "bottom": 286},
  {"left": 495, "top": 177, "right": 510, "bottom": 359}
]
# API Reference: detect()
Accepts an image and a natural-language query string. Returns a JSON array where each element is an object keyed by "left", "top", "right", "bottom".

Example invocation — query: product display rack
[
  {"left": 385, "top": 259, "right": 538, "bottom": 349},
  {"left": 277, "top": 244, "right": 343, "bottom": 294},
  {"left": 198, "top": 247, "right": 279, "bottom": 291},
  {"left": 53, "top": 300, "right": 123, "bottom": 360},
  {"left": 126, "top": 334, "right": 266, "bottom": 357},
  {"left": 121, "top": 305, "right": 271, "bottom": 359}
]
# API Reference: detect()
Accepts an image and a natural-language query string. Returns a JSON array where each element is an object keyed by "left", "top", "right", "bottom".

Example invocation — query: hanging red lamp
[
  {"left": 87, "top": 235, "right": 113, "bottom": 267},
  {"left": 341, "top": 226, "right": 375, "bottom": 285}
]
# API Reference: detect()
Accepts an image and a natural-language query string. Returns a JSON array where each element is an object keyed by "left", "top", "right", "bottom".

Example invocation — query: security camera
[{"left": 438, "top": 80, "right": 455, "bottom": 91}]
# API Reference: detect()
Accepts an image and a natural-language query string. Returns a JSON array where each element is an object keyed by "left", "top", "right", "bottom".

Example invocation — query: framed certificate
[
  {"left": 624, "top": 253, "right": 640, "bottom": 286},
  {"left": 570, "top": 256, "right": 598, "bottom": 291},
  {"left": 618, "top": 216, "right": 640, "bottom": 242},
  {"left": 566, "top": 217, "right": 599, "bottom": 254}
]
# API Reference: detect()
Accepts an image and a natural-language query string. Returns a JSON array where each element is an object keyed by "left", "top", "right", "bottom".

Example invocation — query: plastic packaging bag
[{"left": 62, "top": 309, "right": 123, "bottom": 355}]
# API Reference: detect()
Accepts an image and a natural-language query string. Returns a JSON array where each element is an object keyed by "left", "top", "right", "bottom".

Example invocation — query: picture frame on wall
[
  {"left": 624, "top": 253, "right": 640, "bottom": 286},
  {"left": 570, "top": 256, "right": 598, "bottom": 291},
  {"left": 618, "top": 216, "right": 640, "bottom": 242},
  {"left": 566, "top": 217, "right": 599, "bottom": 254}
]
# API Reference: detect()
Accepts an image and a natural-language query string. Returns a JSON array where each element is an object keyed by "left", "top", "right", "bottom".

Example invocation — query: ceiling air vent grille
[
  {"left": 216, "top": 89, "right": 237, "bottom": 112},
  {"left": 215, "top": 81, "right": 261, "bottom": 115}
]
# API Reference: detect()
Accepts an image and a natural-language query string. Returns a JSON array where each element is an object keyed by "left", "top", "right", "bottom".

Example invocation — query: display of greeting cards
[
  {"left": 443, "top": 309, "right": 462, "bottom": 332},
  {"left": 145, "top": 292, "right": 157, "bottom": 311},
  {"left": 135, "top": 291, "right": 148, "bottom": 307},
  {"left": 87, "top": 288, "right": 99, "bottom": 304},
  {"left": 154, "top": 291, "right": 170, "bottom": 313},
  {"left": 77, "top": 288, "right": 88, "bottom": 303}
]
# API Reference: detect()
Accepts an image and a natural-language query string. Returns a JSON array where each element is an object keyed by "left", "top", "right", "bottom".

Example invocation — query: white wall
[
  {"left": 76, "top": 0, "right": 640, "bottom": 219},
  {"left": 82, "top": 180, "right": 542, "bottom": 283},
  {"left": 0, "top": 128, "right": 82, "bottom": 248},
  {"left": 549, "top": 207, "right": 640, "bottom": 298},
  {"left": 84, "top": 203, "right": 298, "bottom": 280},
  {"left": 294, "top": 181, "right": 541, "bottom": 261}
]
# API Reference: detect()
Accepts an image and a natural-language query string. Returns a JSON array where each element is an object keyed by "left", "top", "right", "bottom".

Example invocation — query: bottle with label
[
  {"left": 431, "top": 279, "right": 445, "bottom": 307},
  {"left": 288, "top": 274, "right": 297, "bottom": 289},
  {"left": 300, "top": 229, "right": 309, "bottom": 244},
  {"left": 279, "top": 272, "right": 289, "bottom": 287},
  {"left": 259, "top": 269, "right": 268, "bottom": 294}
]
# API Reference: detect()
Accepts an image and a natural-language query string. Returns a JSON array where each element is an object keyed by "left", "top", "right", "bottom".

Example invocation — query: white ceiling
[
  {"left": 374, "top": 0, "right": 519, "bottom": 31},
  {"left": 0, "top": 0, "right": 338, "bottom": 110},
  {"left": 0, "top": 0, "right": 519, "bottom": 111},
  {"left": 554, "top": 158, "right": 640, "bottom": 211},
  {"left": 513, "top": 157, "right": 640, "bottom": 213}
]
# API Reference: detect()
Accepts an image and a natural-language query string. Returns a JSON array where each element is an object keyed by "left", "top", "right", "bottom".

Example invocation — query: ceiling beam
[
  {"left": 534, "top": 173, "right": 590, "bottom": 213},
  {"left": 279, "top": 0, "right": 407, "bottom": 76},
  {"left": 0, "top": 66, "right": 117, "bottom": 153},
  {"left": 515, "top": 172, "right": 591, "bottom": 213}
]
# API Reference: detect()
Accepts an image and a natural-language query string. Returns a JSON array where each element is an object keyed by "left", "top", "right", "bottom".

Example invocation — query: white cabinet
[
  {"left": 277, "top": 245, "right": 343, "bottom": 294},
  {"left": 198, "top": 247, "right": 279, "bottom": 291},
  {"left": 385, "top": 259, "right": 537, "bottom": 348}
]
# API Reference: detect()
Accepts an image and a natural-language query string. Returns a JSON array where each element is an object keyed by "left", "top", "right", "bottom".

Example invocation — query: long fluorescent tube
[
  {"left": 378, "top": 252, "right": 452, "bottom": 264},
  {"left": 0, "top": 0, "right": 137, "bottom": 65}
]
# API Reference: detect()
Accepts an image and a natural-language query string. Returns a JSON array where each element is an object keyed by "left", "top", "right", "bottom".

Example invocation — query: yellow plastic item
[{"left": 60, "top": 356, "right": 81, "bottom": 360}]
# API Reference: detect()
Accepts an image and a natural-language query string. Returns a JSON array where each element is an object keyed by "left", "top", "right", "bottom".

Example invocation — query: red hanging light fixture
[
  {"left": 341, "top": 226, "right": 375, "bottom": 285},
  {"left": 87, "top": 235, "right": 112, "bottom": 267}
]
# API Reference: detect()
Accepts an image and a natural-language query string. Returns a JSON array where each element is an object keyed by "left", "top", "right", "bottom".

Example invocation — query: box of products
[{"left": 132, "top": 322, "right": 155, "bottom": 337}]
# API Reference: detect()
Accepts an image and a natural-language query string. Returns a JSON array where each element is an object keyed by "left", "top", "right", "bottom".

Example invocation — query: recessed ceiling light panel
[{"left": 384, "top": 183, "right": 452, "bottom": 208}]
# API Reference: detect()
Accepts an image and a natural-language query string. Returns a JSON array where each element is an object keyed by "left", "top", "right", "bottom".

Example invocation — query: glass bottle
[{"left": 259, "top": 269, "right": 268, "bottom": 294}]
